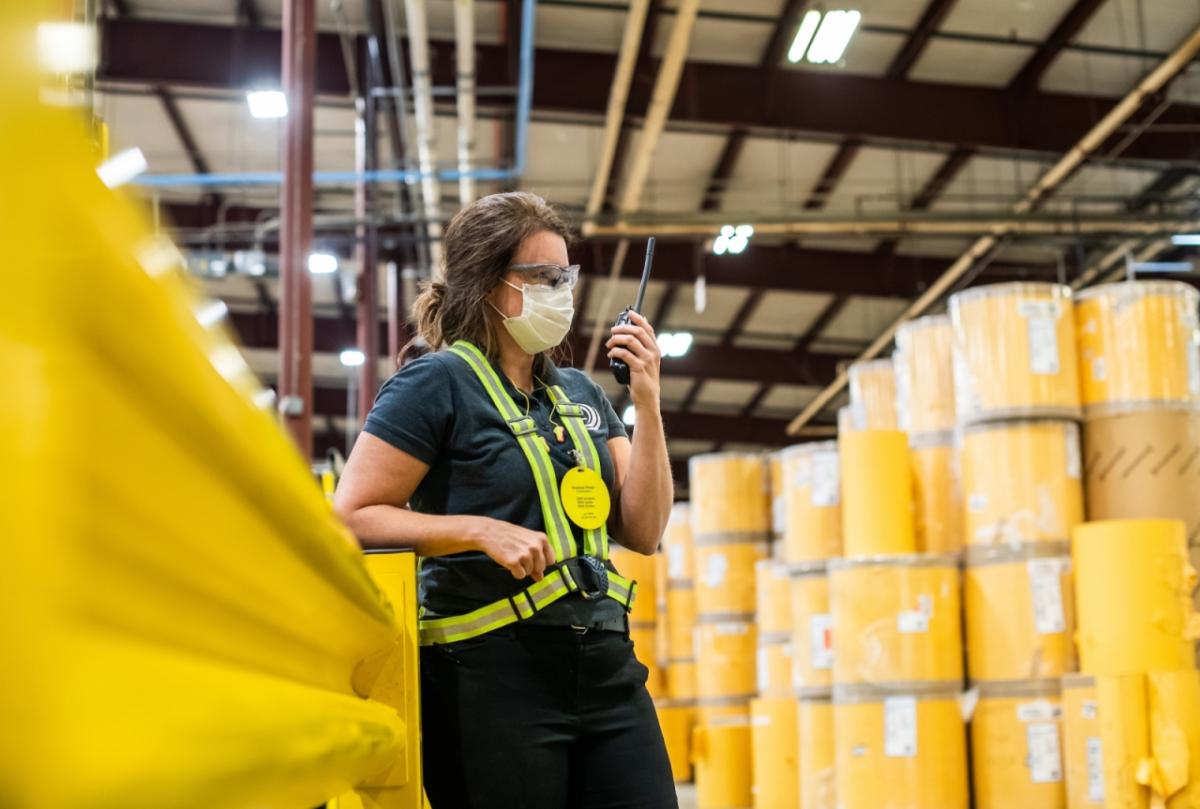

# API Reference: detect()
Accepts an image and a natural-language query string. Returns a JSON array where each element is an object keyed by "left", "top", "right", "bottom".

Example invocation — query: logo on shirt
[{"left": 576, "top": 402, "right": 603, "bottom": 432}]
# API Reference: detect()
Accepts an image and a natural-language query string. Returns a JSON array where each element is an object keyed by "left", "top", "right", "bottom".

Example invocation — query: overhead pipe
[
  {"left": 401, "top": 0, "right": 445, "bottom": 275},
  {"left": 133, "top": 0, "right": 537, "bottom": 190},
  {"left": 787, "top": 21, "right": 1200, "bottom": 435},
  {"left": 583, "top": 0, "right": 701, "bottom": 373},
  {"left": 454, "top": 0, "right": 477, "bottom": 205}
]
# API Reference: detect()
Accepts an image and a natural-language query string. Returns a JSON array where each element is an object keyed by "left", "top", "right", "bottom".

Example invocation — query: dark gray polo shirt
[{"left": 363, "top": 348, "right": 631, "bottom": 626}]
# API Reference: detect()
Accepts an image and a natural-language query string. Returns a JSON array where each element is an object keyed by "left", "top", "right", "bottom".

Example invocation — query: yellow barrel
[
  {"left": 1072, "top": 519, "right": 1198, "bottom": 676},
  {"left": 895, "top": 314, "right": 957, "bottom": 436},
  {"left": 757, "top": 640, "right": 793, "bottom": 699},
  {"left": 1061, "top": 673, "right": 1151, "bottom": 809},
  {"left": 780, "top": 442, "right": 842, "bottom": 562},
  {"left": 694, "top": 539, "right": 767, "bottom": 619},
  {"left": 789, "top": 562, "right": 833, "bottom": 693},
  {"left": 970, "top": 680, "right": 1066, "bottom": 809},
  {"left": 798, "top": 693, "right": 836, "bottom": 809},
  {"left": 829, "top": 554, "right": 963, "bottom": 686},
  {"left": 750, "top": 696, "right": 798, "bottom": 809},
  {"left": 949, "top": 282, "right": 1081, "bottom": 423},
  {"left": 1061, "top": 675, "right": 1105, "bottom": 809},
  {"left": 667, "top": 660, "right": 696, "bottom": 702},
  {"left": 655, "top": 701, "right": 693, "bottom": 783},
  {"left": 1146, "top": 669, "right": 1200, "bottom": 809},
  {"left": 840, "top": 430, "right": 917, "bottom": 557},
  {"left": 838, "top": 403, "right": 860, "bottom": 434},
  {"left": 755, "top": 560, "right": 791, "bottom": 637},
  {"left": 963, "top": 543, "right": 1077, "bottom": 682},
  {"left": 665, "top": 580, "right": 696, "bottom": 662},
  {"left": 767, "top": 451, "right": 785, "bottom": 543},
  {"left": 1075, "top": 281, "right": 1200, "bottom": 414},
  {"left": 610, "top": 543, "right": 657, "bottom": 627},
  {"left": 694, "top": 708, "right": 753, "bottom": 809},
  {"left": 696, "top": 621, "right": 758, "bottom": 703},
  {"left": 960, "top": 419, "right": 1084, "bottom": 546},
  {"left": 909, "top": 433, "right": 964, "bottom": 554},
  {"left": 664, "top": 502, "right": 694, "bottom": 581},
  {"left": 1081, "top": 404, "right": 1200, "bottom": 547},
  {"left": 848, "top": 358, "right": 899, "bottom": 430},
  {"left": 833, "top": 685, "right": 969, "bottom": 809},
  {"left": 689, "top": 453, "right": 771, "bottom": 537}
]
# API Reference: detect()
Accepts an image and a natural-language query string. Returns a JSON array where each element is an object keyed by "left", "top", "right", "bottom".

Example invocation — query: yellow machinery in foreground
[{"left": 0, "top": 7, "right": 422, "bottom": 807}]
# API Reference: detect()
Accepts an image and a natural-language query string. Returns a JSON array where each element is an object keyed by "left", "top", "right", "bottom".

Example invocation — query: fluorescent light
[
  {"left": 622, "top": 405, "right": 636, "bottom": 426},
  {"left": 96, "top": 147, "right": 148, "bottom": 188},
  {"left": 1131, "top": 261, "right": 1194, "bottom": 273},
  {"left": 308, "top": 252, "right": 339, "bottom": 274},
  {"left": 694, "top": 275, "right": 707, "bottom": 314},
  {"left": 735, "top": 225, "right": 754, "bottom": 238},
  {"left": 658, "top": 331, "right": 694, "bottom": 358},
  {"left": 807, "top": 10, "right": 861, "bottom": 65},
  {"left": 1171, "top": 234, "right": 1200, "bottom": 245},
  {"left": 37, "top": 22, "right": 97, "bottom": 74},
  {"left": 246, "top": 90, "right": 288, "bottom": 119},
  {"left": 712, "top": 224, "right": 753, "bottom": 256},
  {"left": 787, "top": 10, "right": 822, "bottom": 64},
  {"left": 340, "top": 348, "right": 366, "bottom": 367}
]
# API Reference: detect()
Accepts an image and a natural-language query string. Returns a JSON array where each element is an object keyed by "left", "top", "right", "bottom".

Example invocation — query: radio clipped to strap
[{"left": 419, "top": 559, "right": 637, "bottom": 646}]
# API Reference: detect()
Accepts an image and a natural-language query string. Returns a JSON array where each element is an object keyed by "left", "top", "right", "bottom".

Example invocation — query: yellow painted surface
[
  {"left": 694, "top": 710, "right": 753, "bottom": 809},
  {"left": 847, "top": 358, "right": 899, "bottom": 430},
  {"left": 840, "top": 430, "right": 917, "bottom": 556},
  {"left": 1062, "top": 676, "right": 1105, "bottom": 809},
  {"left": 964, "top": 553, "right": 1077, "bottom": 682},
  {"left": 950, "top": 282, "right": 1082, "bottom": 423},
  {"left": 829, "top": 558, "right": 962, "bottom": 686},
  {"left": 797, "top": 696, "right": 836, "bottom": 809},
  {"left": 667, "top": 585, "right": 698, "bottom": 660},
  {"left": 755, "top": 560, "right": 792, "bottom": 636},
  {"left": 833, "top": 691, "right": 969, "bottom": 809},
  {"left": 895, "top": 314, "right": 957, "bottom": 436},
  {"left": 909, "top": 439, "right": 964, "bottom": 554},
  {"left": 668, "top": 661, "right": 698, "bottom": 702},
  {"left": 1075, "top": 281, "right": 1200, "bottom": 412},
  {"left": 1072, "top": 519, "right": 1198, "bottom": 675},
  {"left": 657, "top": 703, "right": 695, "bottom": 783},
  {"left": 695, "top": 621, "right": 758, "bottom": 701},
  {"left": 780, "top": 442, "right": 842, "bottom": 562},
  {"left": 0, "top": 21, "right": 418, "bottom": 807},
  {"left": 1100, "top": 674, "right": 1152, "bottom": 809},
  {"left": 970, "top": 685, "right": 1067, "bottom": 809},
  {"left": 789, "top": 567, "right": 833, "bottom": 692},
  {"left": 689, "top": 453, "right": 771, "bottom": 536},
  {"left": 694, "top": 541, "right": 767, "bottom": 618},
  {"left": 611, "top": 543, "right": 658, "bottom": 625},
  {"left": 1146, "top": 670, "right": 1200, "bottom": 809},
  {"left": 750, "top": 697, "right": 798, "bottom": 809},
  {"left": 960, "top": 420, "right": 1085, "bottom": 546}
]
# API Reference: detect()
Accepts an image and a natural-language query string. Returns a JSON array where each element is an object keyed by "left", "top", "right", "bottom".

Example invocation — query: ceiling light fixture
[
  {"left": 622, "top": 405, "right": 636, "bottom": 427},
  {"left": 246, "top": 90, "right": 289, "bottom": 119},
  {"left": 788, "top": 9, "right": 861, "bottom": 65},
  {"left": 1130, "top": 261, "right": 1195, "bottom": 273},
  {"left": 657, "top": 331, "right": 694, "bottom": 358},
  {"left": 1170, "top": 234, "right": 1200, "bottom": 246},
  {"left": 308, "top": 252, "right": 339, "bottom": 274},
  {"left": 339, "top": 348, "right": 366, "bottom": 367},
  {"left": 712, "top": 224, "right": 754, "bottom": 256}
]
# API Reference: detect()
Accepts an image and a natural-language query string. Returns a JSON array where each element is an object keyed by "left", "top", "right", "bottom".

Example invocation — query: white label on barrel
[
  {"left": 810, "top": 613, "right": 833, "bottom": 670},
  {"left": 668, "top": 545, "right": 685, "bottom": 579},
  {"left": 1081, "top": 700, "right": 1098, "bottom": 720},
  {"left": 771, "top": 495, "right": 785, "bottom": 535},
  {"left": 704, "top": 553, "right": 728, "bottom": 589},
  {"left": 1065, "top": 423, "right": 1082, "bottom": 479},
  {"left": 1016, "top": 699, "right": 1062, "bottom": 722},
  {"left": 968, "top": 492, "right": 987, "bottom": 512},
  {"left": 897, "top": 610, "right": 929, "bottom": 633},
  {"left": 1091, "top": 356, "right": 1107, "bottom": 382},
  {"left": 1028, "top": 558, "right": 1066, "bottom": 634},
  {"left": 811, "top": 451, "right": 840, "bottom": 507},
  {"left": 757, "top": 646, "right": 768, "bottom": 693},
  {"left": 1027, "top": 722, "right": 1063, "bottom": 783},
  {"left": 1019, "top": 301, "right": 1061, "bottom": 375},
  {"left": 884, "top": 696, "right": 918, "bottom": 758},
  {"left": 1086, "top": 737, "right": 1105, "bottom": 802}
]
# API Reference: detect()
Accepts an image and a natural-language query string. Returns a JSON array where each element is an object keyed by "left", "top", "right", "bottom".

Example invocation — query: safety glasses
[{"left": 509, "top": 263, "right": 581, "bottom": 290}]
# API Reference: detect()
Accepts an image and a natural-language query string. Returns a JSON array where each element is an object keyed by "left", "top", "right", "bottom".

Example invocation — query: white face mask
[{"left": 493, "top": 279, "right": 575, "bottom": 355}]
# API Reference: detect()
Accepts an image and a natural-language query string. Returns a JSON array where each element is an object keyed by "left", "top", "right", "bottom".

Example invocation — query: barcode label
[
  {"left": 1081, "top": 700, "right": 1098, "bottom": 720},
  {"left": 1028, "top": 558, "right": 1066, "bottom": 634},
  {"left": 811, "top": 451, "right": 840, "bottom": 507},
  {"left": 1019, "top": 300, "right": 1061, "bottom": 376},
  {"left": 809, "top": 613, "right": 833, "bottom": 670},
  {"left": 897, "top": 610, "right": 929, "bottom": 633},
  {"left": 1086, "top": 737, "right": 1105, "bottom": 802},
  {"left": 1027, "top": 722, "right": 1063, "bottom": 783},
  {"left": 884, "top": 696, "right": 918, "bottom": 758}
]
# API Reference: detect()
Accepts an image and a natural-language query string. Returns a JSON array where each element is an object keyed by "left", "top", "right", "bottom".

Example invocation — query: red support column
[
  {"left": 279, "top": 0, "right": 316, "bottom": 459},
  {"left": 355, "top": 84, "right": 380, "bottom": 424}
]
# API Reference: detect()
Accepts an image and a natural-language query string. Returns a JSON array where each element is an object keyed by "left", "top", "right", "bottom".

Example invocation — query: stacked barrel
[
  {"left": 608, "top": 542, "right": 662, "bottom": 698},
  {"left": 780, "top": 442, "right": 840, "bottom": 809},
  {"left": 949, "top": 281, "right": 1083, "bottom": 808},
  {"left": 688, "top": 453, "right": 770, "bottom": 809},
  {"left": 657, "top": 503, "right": 696, "bottom": 784},
  {"left": 1062, "top": 519, "right": 1200, "bottom": 808}
]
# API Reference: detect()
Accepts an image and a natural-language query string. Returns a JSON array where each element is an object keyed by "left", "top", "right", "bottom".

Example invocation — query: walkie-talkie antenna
[{"left": 633, "top": 237, "right": 655, "bottom": 314}]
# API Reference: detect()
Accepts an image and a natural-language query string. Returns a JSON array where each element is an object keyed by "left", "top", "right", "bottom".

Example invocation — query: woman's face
[{"left": 490, "top": 229, "right": 570, "bottom": 318}]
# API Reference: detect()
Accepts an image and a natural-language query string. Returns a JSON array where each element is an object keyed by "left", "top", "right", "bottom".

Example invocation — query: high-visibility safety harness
[{"left": 417, "top": 341, "right": 637, "bottom": 646}]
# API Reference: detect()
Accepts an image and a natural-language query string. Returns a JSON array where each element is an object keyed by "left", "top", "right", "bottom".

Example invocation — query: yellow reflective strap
[
  {"left": 449, "top": 343, "right": 575, "bottom": 562},
  {"left": 546, "top": 384, "right": 610, "bottom": 560}
]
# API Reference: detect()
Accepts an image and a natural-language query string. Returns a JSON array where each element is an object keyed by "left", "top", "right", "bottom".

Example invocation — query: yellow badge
[{"left": 560, "top": 466, "right": 610, "bottom": 530}]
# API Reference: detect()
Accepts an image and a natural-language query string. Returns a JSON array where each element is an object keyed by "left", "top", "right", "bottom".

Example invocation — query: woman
[{"left": 335, "top": 191, "right": 677, "bottom": 809}]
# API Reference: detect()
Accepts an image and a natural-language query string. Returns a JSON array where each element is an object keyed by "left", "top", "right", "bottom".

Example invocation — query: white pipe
[
  {"left": 454, "top": 0, "right": 476, "bottom": 206},
  {"left": 787, "top": 21, "right": 1200, "bottom": 435},
  {"left": 583, "top": 0, "right": 701, "bottom": 371},
  {"left": 403, "top": 0, "right": 444, "bottom": 276},
  {"left": 582, "top": 0, "right": 652, "bottom": 231}
]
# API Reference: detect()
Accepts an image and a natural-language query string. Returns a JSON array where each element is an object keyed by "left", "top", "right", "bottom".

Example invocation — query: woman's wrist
[{"left": 458, "top": 515, "right": 490, "bottom": 552}]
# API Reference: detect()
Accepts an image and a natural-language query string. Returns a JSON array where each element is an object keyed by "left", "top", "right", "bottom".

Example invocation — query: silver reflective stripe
[{"left": 420, "top": 572, "right": 575, "bottom": 645}]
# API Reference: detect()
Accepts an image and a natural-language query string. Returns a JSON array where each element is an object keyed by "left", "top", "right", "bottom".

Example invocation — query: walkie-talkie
[{"left": 610, "top": 236, "right": 656, "bottom": 386}]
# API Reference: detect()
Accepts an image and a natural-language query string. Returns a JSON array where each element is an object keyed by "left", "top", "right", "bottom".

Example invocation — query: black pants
[{"left": 420, "top": 624, "right": 679, "bottom": 809}]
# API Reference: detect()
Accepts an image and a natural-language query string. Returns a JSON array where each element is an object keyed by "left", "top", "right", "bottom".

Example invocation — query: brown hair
[{"left": 404, "top": 192, "right": 573, "bottom": 365}]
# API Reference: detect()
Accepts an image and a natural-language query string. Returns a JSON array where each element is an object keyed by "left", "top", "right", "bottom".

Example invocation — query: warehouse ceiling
[{"left": 95, "top": 0, "right": 1200, "bottom": 479}]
